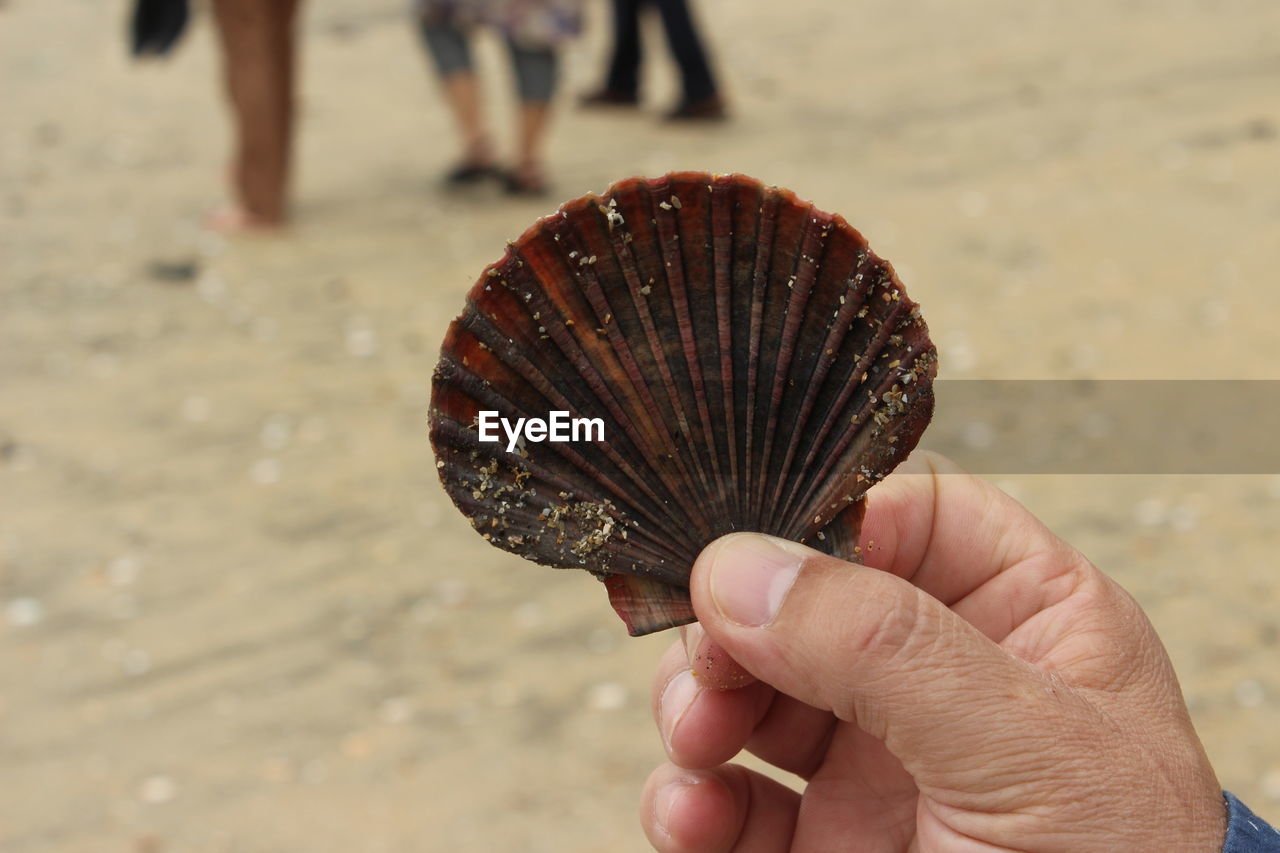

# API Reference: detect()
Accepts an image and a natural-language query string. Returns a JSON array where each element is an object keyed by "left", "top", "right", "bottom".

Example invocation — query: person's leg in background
[
  {"left": 583, "top": 0, "right": 643, "bottom": 105},
  {"left": 651, "top": 0, "right": 725, "bottom": 120},
  {"left": 210, "top": 0, "right": 300, "bottom": 230},
  {"left": 419, "top": 20, "right": 500, "bottom": 183},
  {"left": 507, "top": 39, "right": 558, "bottom": 195}
]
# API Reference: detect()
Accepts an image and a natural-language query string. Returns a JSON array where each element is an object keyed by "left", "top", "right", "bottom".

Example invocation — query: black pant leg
[
  {"left": 652, "top": 0, "right": 718, "bottom": 102},
  {"left": 605, "top": 0, "right": 644, "bottom": 95}
]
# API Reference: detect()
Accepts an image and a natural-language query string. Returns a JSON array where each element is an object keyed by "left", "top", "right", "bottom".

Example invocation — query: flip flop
[{"left": 444, "top": 161, "right": 501, "bottom": 186}]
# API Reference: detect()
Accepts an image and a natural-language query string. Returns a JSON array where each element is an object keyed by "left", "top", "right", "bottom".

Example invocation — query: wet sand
[{"left": 2, "top": 0, "right": 1279, "bottom": 849}]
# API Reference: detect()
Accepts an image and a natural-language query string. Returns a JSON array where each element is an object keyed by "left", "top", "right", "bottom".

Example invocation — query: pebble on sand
[
  {"left": 513, "top": 601, "right": 545, "bottom": 630},
  {"left": 586, "top": 681, "right": 629, "bottom": 712},
  {"left": 1135, "top": 498, "right": 1200, "bottom": 532},
  {"left": 138, "top": 774, "right": 177, "bottom": 805},
  {"left": 181, "top": 395, "right": 212, "bottom": 423},
  {"left": 585, "top": 628, "right": 617, "bottom": 655},
  {"left": 5, "top": 597, "right": 45, "bottom": 628},
  {"left": 345, "top": 317, "right": 378, "bottom": 358},
  {"left": 123, "top": 648, "right": 152, "bottom": 676},
  {"left": 196, "top": 271, "right": 227, "bottom": 304},
  {"left": 107, "top": 555, "right": 143, "bottom": 586},
  {"left": 961, "top": 420, "right": 995, "bottom": 450},
  {"left": 434, "top": 579, "right": 468, "bottom": 608},
  {"left": 941, "top": 333, "right": 977, "bottom": 373},
  {"left": 1262, "top": 768, "right": 1280, "bottom": 802},
  {"left": 1234, "top": 679, "right": 1266, "bottom": 709},
  {"left": 250, "top": 458, "right": 282, "bottom": 485},
  {"left": 1167, "top": 505, "right": 1199, "bottom": 533},
  {"left": 379, "top": 696, "right": 415, "bottom": 725},
  {"left": 259, "top": 415, "right": 292, "bottom": 451},
  {"left": 1135, "top": 498, "right": 1168, "bottom": 528}
]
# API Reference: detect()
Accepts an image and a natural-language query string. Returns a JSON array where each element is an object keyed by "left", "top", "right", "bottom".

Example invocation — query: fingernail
[
  {"left": 654, "top": 778, "right": 695, "bottom": 837},
  {"left": 659, "top": 669, "right": 699, "bottom": 750},
  {"left": 681, "top": 622, "right": 704, "bottom": 665},
  {"left": 709, "top": 534, "right": 803, "bottom": 627}
]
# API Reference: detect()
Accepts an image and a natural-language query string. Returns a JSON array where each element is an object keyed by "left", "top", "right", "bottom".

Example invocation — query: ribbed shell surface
[{"left": 429, "top": 172, "right": 937, "bottom": 635}]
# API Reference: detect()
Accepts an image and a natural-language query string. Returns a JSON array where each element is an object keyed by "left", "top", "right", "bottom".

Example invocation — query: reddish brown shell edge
[{"left": 429, "top": 172, "right": 937, "bottom": 636}]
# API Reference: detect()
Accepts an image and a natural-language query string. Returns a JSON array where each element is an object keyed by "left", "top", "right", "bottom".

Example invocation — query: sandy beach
[{"left": 2, "top": 0, "right": 1279, "bottom": 849}]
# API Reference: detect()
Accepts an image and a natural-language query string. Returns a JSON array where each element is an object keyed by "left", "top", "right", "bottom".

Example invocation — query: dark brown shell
[{"left": 429, "top": 172, "right": 937, "bottom": 635}]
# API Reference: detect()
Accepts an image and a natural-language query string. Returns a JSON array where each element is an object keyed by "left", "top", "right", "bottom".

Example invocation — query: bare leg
[
  {"left": 439, "top": 71, "right": 495, "bottom": 167},
  {"left": 513, "top": 100, "right": 550, "bottom": 187},
  {"left": 210, "top": 0, "right": 299, "bottom": 229},
  {"left": 507, "top": 42, "right": 557, "bottom": 194}
]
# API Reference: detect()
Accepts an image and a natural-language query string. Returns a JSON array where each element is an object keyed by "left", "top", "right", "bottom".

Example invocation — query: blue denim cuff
[{"left": 1224, "top": 792, "right": 1280, "bottom": 853}]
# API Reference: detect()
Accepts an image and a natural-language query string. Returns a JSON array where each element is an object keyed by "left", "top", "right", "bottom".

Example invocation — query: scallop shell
[{"left": 429, "top": 172, "right": 937, "bottom": 636}]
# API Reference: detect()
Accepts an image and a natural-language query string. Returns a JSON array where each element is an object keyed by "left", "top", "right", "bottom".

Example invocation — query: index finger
[{"left": 858, "top": 450, "right": 1084, "bottom": 610}]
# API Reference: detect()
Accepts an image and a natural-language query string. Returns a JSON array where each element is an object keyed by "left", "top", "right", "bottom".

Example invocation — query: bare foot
[{"left": 205, "top": 204, "right": 285, "bottom": 235}]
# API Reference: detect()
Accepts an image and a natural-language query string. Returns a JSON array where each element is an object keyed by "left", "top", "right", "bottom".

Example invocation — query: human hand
[{"left": 640, "top": 452, "right": 1227, "bottom": 852}]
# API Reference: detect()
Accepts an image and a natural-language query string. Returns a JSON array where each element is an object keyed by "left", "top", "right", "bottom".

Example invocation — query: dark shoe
[
  {"left": 503, "top": 167, "right": 550, "bottom": 197},
  {"left": 580, "top": 88, "right": 640, "bottom": 108},
  {"left": 665, "top": 94, "right": 728, "bottom": 122},
  {"left": 444, "top": 161, "right": 501, "bottom": 187}
]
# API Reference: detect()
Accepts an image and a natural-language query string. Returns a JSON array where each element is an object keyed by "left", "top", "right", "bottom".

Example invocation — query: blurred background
[{"left": 2, "top": 0, "right": 1279, "bottom": 850}]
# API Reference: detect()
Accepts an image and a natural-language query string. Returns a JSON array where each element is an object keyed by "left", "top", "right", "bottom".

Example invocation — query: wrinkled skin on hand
[{"left": 640, "top": 452, "right": 1226, "bottom": 853}]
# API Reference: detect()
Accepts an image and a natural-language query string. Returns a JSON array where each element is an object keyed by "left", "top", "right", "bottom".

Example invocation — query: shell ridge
[
  {"left": 433, "top": 416, "right": 693, "bottom": 578},
  {"left": 458, "top": 306, "right": 628, "bottom": 450},
  {"left": 670, "top": 173, "right": 737, "bottom": 530},
  {"left": 773, "top": 272, "right": 919, "bottom": 527},
  {"left": 750, "top": 197, "right": 820, "bottom": 532},
  {"left": 769, "top": 243, "right": 882, "bottom": 525},
  {"left": 723, "top": 176, "right": 766, "bottom": 526},
  {"left": 456, "top": 283, "right": 683, "bottom": 527},
  {"left": 542, "top": 207, "right": 716, "bottom": 533},
  {"left": 763, "top": 207, "right": 840, "bottom": 521},
  {"left": 709, "top": 178, "right": 742, "bottom": 521},
  {"left": 496, "top": 245, "right": 715, "bottom": 544},
  {"left": 592, "top": 183, "right": 729, "bottom": 528},
  {"left": 742, "top": 187, "right": 780, "bottom": 527},
  {"left": 788, "top": 289, "right": 931, "bottom": 504},
  {"left": 647, "top": 177, "right": 727, "bottom": 519},
  {"left": 604, "top": 575, "right": 695, "bottom": 636},
  {"left": 775, "top": 296, "right": 912, "bottom": 530},
  {"left": 432, "top": 357, "right": 690, "bottom": 559},
  {"left": 813, "top": 498, "right": 868, "bottom": 563},
  {"left": 785, "top": 324, "right": 937, "bottom": 534},
  {"left": 628, "top": 179, "right": 725, "bottom": 518},
  {"left": 608, "top": 180, "right": 723, "bottom": 510},
  {"left": 790, "top": 381, "right": 933, "bottom": 539}
]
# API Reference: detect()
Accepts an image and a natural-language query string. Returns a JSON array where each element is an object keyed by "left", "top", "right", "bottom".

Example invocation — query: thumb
[{"left": 690, "top": 533, "right": 1065, "bottom": 776}]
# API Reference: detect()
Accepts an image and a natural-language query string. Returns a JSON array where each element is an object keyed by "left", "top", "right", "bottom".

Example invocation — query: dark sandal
[
  {"left": 444, "top": 161, "right": 501, "bottom": 186},
  {"left": 503, "top": 168, "right": 550, "bottom": 197}
]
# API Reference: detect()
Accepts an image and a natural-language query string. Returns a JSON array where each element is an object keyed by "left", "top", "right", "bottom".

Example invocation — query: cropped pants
[{"left": 420, "top": 21, "right": 558, "bottom": 102}]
